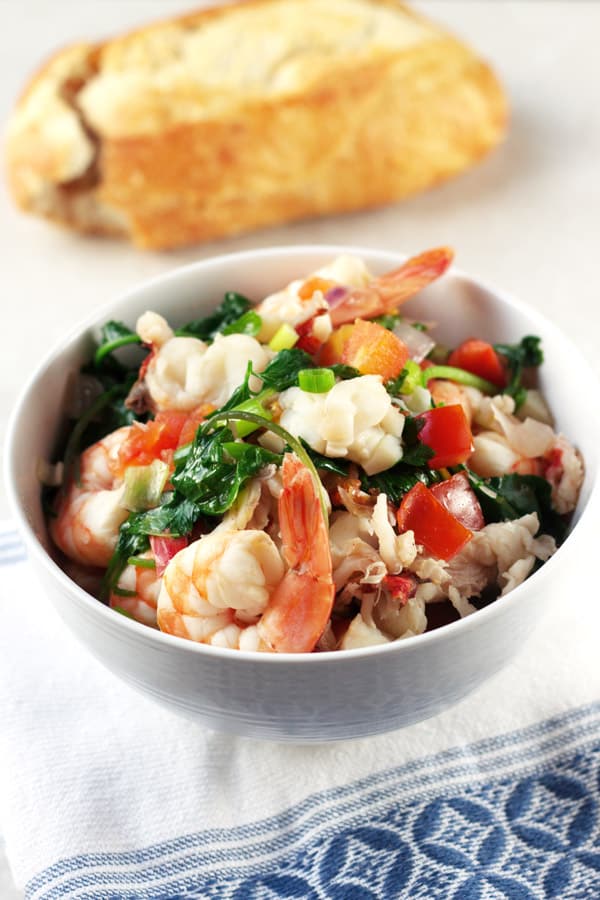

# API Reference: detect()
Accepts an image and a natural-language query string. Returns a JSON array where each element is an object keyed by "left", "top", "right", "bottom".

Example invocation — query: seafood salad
[{"left": 45, "top": 248, "right": 584, "bottom": 653}]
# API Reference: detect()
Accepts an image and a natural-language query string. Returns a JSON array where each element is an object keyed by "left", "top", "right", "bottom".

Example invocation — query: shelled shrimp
[
  {"left": 109, "top": 551, "right": 161, "bottom": 627},
  {"left": 326, "top": 247, "right": 453, "bottom": 326},
  {"left": 51, "top": 427, "right": 130, "bottom": 567},
  {"left": 255, "top": 248, "right": 452, "bottom": 345},
  {"left": 133, "top": 311, "right": 271, "bottom": 412},
  {"left": 157, "top": 454, "right": 335, "bottom": 653}
]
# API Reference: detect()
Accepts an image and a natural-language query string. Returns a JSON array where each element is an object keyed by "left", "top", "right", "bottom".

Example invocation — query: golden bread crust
[{"left": 5, "top": 0, "right": 507, "bottom": 249}]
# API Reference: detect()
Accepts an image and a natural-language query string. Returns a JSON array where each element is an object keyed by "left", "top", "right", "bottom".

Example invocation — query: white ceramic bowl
[{"left": 6, "top": 247, "right": 600, "bottom": 742}]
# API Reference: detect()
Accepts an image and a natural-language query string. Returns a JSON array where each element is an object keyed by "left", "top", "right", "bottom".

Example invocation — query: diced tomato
[
  {"left": 383, "top": 573, "right": 417, "bottom": 606},
  {"left": 295, "top": 316, "right": 323, "bottom": 355},
  {"left": 298, "top": 277, "right": 336, "bottom": 300},
  {"left": 177, "top": 404, "right": 214, "bottom": 447},
  {"left": 150, "top": 535, "right": 189, "bottom": 577},
  {"left": 397, "top": 482, "right": 472, "bottom": 560},
  {"left": 416, "top": 405, "right": 473, "bottom": 469},
  {"left": 342, "top": 319, "right": 409, "bottom": 381},
  {"left": 118, "top": 411, "right": 188, "bottom": 472},
  {"left": 430, "top": 473, "right": 485, "bottom": 530},
  {"left": 319, "top": 323, "right": 355, "bottom": 366},
  {"left": 447, "top": 339, "right": 507, "bottom": 388},
  {"left": 118, "top": 406, "right": 212, "bottom": 473}
]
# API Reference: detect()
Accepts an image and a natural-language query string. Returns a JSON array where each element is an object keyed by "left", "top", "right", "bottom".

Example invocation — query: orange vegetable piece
[
  {"left": 298, "top": 277, "right": 336, "bottom": 300},
  {"left": 341, "top": 319, "right": 409, "bottom": 381},
  {"left": 397, "top": 482, "right": 472, "bottom": 561},
  {"left": 319, "top": 323, "right": 355, "bottom": 366}
]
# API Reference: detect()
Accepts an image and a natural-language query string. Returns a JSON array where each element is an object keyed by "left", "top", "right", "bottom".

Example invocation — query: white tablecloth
[{"left": 1, "top": 3, "right": 600, "bottom": 897}]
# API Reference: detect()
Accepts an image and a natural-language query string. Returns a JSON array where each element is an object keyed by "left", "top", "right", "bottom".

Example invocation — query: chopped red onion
[{"left": 324, "top": 285, "right": 350, "bottom": 309}]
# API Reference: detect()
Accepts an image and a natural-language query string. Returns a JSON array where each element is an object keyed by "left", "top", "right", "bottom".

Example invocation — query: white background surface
[{"left": 1, "top": 1, "right": 599, "bottom": 896}]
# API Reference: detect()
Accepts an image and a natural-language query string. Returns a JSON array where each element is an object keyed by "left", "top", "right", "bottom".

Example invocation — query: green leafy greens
[
  {"left": 467, "top": 470, "right": 566, "bottom": 543},
  {"left": 494, "top": 336, "right": 543, "bottom": 409},
  {"left": 178, "top": 292, "right": 252, "bottom": 341},
  {"left": 360, "top": 416, "right": 437, "bottom": 502},
  {"left": 259, "top": 348, "right": 315, "bottom": 391}
]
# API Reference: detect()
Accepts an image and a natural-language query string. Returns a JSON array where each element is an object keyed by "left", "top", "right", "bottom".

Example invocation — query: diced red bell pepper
[
  {"left": 295, "top": 316, "right": 324, "bottom": 355},
  {"left": 397, "top": 482, "right": 472, "bottom": 560},
  {"left": 342, "top": 319, "right": 409, "bottom": 382},
  {"left": 447, "top": 339, "right": 507, "bottom": 388},
  {"left": 430, "top": 473, "right": 485, "bottom": 530},
  {"left": 150, "top": 535, "right": 189, "bottom": 577},
  {"left": 416, "top": 405, "right": 473, "bottom": 469}
]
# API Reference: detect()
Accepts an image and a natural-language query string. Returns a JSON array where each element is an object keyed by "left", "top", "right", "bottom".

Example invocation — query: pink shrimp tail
[
  {"left": 259, "top": 454, "right": 334, "bottom": 653},
  {"left": 330, "top": 246, "right": 454, "bottom": 326}
]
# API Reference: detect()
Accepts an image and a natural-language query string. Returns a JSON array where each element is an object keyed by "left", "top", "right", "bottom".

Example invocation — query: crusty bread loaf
[{"left": 5, "top": 0, "right": 507, "bottom": 249}]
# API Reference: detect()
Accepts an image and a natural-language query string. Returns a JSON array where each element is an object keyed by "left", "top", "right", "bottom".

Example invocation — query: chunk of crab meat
[
  {"left": 340, "top": 613, "right": 392, "bottom": 650},
  {"left": 278, "top": 375, "right": 404, "bottom": 475}
]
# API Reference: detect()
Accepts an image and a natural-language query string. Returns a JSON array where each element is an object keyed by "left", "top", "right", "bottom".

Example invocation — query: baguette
[{"left": 5, "top": 0, "right": 507, "bottom": 250}]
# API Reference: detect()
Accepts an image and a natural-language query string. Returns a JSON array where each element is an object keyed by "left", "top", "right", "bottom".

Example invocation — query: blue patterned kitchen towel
[{"left": 0, "top": 523, "right": 599, "bottom": 900}]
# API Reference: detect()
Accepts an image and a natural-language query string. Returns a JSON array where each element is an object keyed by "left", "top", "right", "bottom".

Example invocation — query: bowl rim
[{"left": 5, "top": 243, "right": 600, "bottom": 665}]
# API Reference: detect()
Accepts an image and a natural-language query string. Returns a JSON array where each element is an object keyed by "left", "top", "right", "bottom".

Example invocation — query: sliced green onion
[
  {"left": 269, "top": 323, "right": 299, "bottom": 351},
  {"left": 123, "top": 460, "right": 170, "bottom": 512},
  {"left": 206, "top": 410, "right": 328, "bottom": 523},
  {"left": 422, "top": 365, "right": 497, "bottom": 395},
  {"left": 222, "top": 310, "right": 262, "bottom": 337},
  {"left": 225, "top": 388, "right": 275, "bottom": 437},
  {"left": 94, "top": 334, "right": 142, "bottom": 367},
  {"left": 398, "top": 360, "right": 422, "bottom": 395},
  {"left": 221, "top": 441, "right": 248, "bottom": 461},
  {"left": 298, "top": 368, "right": 335, "bottom": 393},
  {"left": 111, "top": 589, "right": 138, "bottom": 599},
  {"left": 127, "top": 555, "right": 156, "bottom": 569}
]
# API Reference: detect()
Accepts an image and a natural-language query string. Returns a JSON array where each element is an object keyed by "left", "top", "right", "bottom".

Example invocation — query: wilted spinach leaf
[
  {"left": 179, "top": 292, "right": 252, "bottom": 341},
  {"left": 259, "top": 348, "right": 315, "bottom": 391},
  {"left": 467, "top": 470, "right": 566, "bottom": 543},
  {"left": 494, "top": 335, "right": 543, "bottom": 410}
]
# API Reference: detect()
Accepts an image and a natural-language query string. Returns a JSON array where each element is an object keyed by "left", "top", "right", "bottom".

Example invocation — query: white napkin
[{"left": 1, "top": 519, "right": 599, "bottom": 900}]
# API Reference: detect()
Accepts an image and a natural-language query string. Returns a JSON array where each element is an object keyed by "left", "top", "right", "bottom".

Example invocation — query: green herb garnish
[
  {"left": 467, "top": 470, "right": 565, "bottom": 543},
  {"left": 178, "top": 292, "right": 252, "bottom": 341},
  {"left": 494, "top": 336, "right": 544, "bottom": 410}
]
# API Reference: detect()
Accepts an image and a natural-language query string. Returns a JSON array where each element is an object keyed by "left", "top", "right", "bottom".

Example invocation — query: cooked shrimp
[
  {"left": 109, "top": 551, "right": 161, "bottom": 627},
  {"left": 157, "top": 529, "right": 284, "bottom": 649},
  {"left": 258, "top": 454, "right": 335, "bottom": 652},
  {"left": 429, "top": 380, "right": 479, "bottom": 425},
  {"left": 136, "top": 312, "right": 270, "bottom": 412},
  {"left": 50, "top": 427, "right": 130, "bottom": 567},
  {"left": 328, "top": 247, "right": 454, "bottom": 327},
  {"left": 157, "top": 454, "right": 335, "bottom": 652}
]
